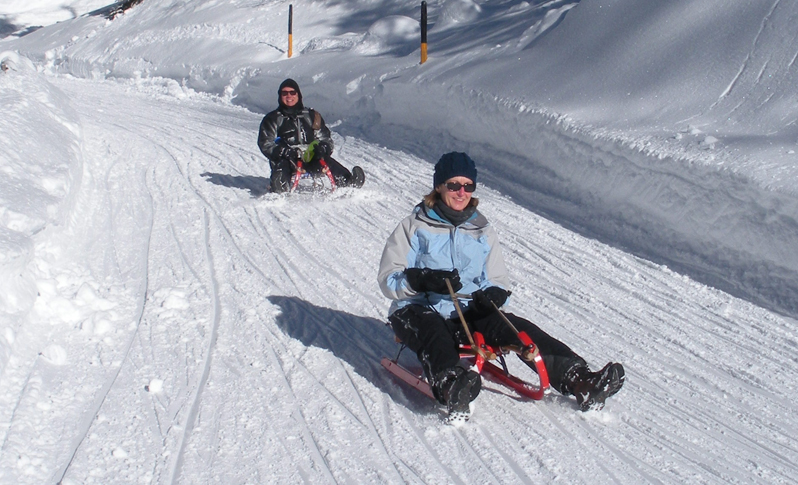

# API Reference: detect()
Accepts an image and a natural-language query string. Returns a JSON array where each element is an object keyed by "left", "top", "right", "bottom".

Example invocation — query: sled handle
[
  {"left": 490, "top": 301, "right": 541, "bottom": 361},
  {"left": 491, "top": 301, "right": 519, "bottom": 333},
  {"left": 446, "top": 278, "right": 495, "bottom": 361}
]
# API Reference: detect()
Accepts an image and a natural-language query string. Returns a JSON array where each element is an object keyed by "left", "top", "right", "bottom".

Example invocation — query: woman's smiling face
[{"left": 437, "top": 176, "right": 475, "bottom": 212}]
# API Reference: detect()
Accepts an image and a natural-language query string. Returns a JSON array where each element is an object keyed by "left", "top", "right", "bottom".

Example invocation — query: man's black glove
[
  {"left": 469, "top": 286, "right": 511, "bottom": 316},
  {"left": 404, "top": 268, "right": 462, "bottom": 294},
  {"left": 315, "top": 142, "right": 331, "bottom": 159},
  {"left": 278, "top": 146, "right": 300, "bottom": 161}
]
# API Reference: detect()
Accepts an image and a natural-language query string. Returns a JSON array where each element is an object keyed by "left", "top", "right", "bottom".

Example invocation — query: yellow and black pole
[
  {"left": 420, "top": 1, "right": 427, "bottom": 64},
  {"left": 288, "top": 4, "right": 293, "bottom": 58}
]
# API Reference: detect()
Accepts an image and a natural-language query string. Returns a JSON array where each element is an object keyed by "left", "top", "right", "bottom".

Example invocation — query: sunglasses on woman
[
  {"left": 280, "top": 89, "right": 298, "bottom": 96},
  {"left": 445, "top": 182, "right": 476, "bottom": 193}
]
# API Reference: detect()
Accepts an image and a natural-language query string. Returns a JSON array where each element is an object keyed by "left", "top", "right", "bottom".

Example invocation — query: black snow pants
[{"left": 388, "top": 304, "right": 586, "bottom": 394}]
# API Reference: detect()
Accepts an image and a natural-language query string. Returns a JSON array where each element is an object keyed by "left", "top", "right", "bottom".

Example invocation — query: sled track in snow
[{"left": 167, "top": 210, "right": 222, "bottom": 483}]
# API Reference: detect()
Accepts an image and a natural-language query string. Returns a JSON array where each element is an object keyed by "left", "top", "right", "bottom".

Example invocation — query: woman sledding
[{"left": 377, "top": 152, "right": 625, "bottom": 421}]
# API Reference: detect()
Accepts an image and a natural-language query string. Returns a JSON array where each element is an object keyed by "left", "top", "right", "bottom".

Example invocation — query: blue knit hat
[{"left": 433, "top": 152, "right": 478, "bottom": 188}]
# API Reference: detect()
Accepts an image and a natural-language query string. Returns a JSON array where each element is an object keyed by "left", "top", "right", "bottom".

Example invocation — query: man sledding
[{"left": 257, "top": 78, "right": 365, "bottom": 193}]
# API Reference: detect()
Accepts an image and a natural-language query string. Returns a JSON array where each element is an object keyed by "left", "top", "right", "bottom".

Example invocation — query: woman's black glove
[
  {"left": 469, "top": 286, "right": 511, "bottom": 316},
  {"left": 404, "top": 268, "right": 462, "bottom": 294}
]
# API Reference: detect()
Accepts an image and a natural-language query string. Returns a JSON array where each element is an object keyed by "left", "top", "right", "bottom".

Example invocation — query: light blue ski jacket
[{"left": 378, "top": 202, "right": 510, "bottom": 319}]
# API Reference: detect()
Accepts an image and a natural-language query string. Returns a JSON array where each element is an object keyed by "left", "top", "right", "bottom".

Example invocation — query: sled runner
[{"left": 381, "top": 328, "right": 550, "bottom": 401}]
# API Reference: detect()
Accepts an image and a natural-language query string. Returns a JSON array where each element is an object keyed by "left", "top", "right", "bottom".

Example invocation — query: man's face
[{"left": 280, "top": 88, "right": 299, "bottom": 107}]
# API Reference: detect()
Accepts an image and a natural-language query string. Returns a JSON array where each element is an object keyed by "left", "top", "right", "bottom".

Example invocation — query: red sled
[
  {"left": 290, "top": 158, "right": 337, "bottom": 193},
  {"left": 381, "top": 330, "right": 550, "bottom": 401}
]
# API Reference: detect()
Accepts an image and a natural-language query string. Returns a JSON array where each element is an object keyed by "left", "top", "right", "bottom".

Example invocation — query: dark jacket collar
[{"left": 416, "top": 202, "right": 487, "bottom": 229}]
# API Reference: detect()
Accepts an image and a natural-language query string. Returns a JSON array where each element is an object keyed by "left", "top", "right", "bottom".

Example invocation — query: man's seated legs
[{"left": 270, "top": 158, "right": 294, "bottom": 193}]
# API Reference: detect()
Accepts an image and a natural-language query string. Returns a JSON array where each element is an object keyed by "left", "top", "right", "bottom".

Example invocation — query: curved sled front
[
  {"left": 481, "top": 357, "right": 548, "bottom": 400},
  {"left": 487, "top": 330, "right": 550, "bottom": 400}
]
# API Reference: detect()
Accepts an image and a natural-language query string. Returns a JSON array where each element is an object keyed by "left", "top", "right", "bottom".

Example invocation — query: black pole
[
  {"left": 288, "top": 4, "right": 293, "bottom": 57},
  {"left": 420, "top": 1, "right": 427, "bottom": 64}
]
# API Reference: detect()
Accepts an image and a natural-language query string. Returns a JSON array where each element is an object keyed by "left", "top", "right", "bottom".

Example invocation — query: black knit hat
[
  {"left": 433, "top": 152, "right": 478, "bottom": 188},
  {"left": 278, "top": 78, "right": 303, "bottom": 107}
]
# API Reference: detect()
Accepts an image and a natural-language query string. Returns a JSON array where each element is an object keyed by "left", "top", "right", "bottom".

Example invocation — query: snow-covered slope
[
  {"left": 2, "top": 71, "right": 797, "bottom": 484},
  {"left": 2, "top": 0, "right": 798, "bottom": 483},
  {"left": 0, "top": 0, "right": 110, "bottom": 36},
  {"left": 4, "top": 0, "right": 797, "bottom": 315}
]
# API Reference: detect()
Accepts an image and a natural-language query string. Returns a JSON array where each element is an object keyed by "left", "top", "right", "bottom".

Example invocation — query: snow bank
[
  {"left": 353, "top": 15, "right": 419, "bottom": 56},
  {"left": 0, "top": 0, "right": 110, "bottom": 38},
  {"left": 437, "top": 0, "right": 482, "bottom": 29},
  {"left": 0, "top": 50, "right": 83, "bottom": 372}
]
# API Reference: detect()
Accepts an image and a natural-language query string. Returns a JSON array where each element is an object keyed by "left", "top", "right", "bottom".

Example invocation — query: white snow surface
[
  {"left": 0, "top": 0, "right": 110, "bottom": 35},
  {"left": 1, "top": 0, "right": 798, "bottom": 483}
]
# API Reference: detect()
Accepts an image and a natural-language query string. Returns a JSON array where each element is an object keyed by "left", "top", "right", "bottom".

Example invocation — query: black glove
[
  {"left": 315, "top": 142, "right": 331, "bottom": 159},
  {"left": 278, "top": 145, "right": 300, "bottom": 161},
  {"left": 469, "top": 286, "right": 511, "bottom": 316},
  {"left": 404, "top": 268, "right": 462, "bottom": 294}
]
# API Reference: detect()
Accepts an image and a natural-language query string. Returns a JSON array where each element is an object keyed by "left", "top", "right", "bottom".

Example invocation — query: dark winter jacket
[
  {"left": 378, "top": 202, "right": 510, "bottom": 319},
  {"left": 257, "top": 106, "right": 334, "bottom": 162}
]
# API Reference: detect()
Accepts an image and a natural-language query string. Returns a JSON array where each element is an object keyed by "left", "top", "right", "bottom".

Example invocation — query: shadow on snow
[
  {"left": 200, "top": 172, "right": 270, "bottom": 198},
  {"left": 267, "top": 295, "right": 439, "bottom": 413}
]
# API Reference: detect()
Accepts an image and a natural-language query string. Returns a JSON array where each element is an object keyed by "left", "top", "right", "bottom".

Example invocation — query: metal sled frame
[
  {"left": 381, "top": 330, "right": 550, "bottom": 401},
  {"left": 290, "top": 158, "right": 337, "bottom": 193}
]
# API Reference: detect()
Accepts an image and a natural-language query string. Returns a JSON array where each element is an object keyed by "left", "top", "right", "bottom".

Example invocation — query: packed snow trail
[{"left": 2, "top": 76, "right": 796, "bottom": 484}]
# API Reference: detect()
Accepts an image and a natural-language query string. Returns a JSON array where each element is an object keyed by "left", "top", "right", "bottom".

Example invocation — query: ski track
[{"left": 1, "top": 75, "right": 793, "bottom": 484}]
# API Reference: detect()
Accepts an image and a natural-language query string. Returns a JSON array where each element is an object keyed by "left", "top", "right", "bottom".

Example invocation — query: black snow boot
[
  {"left": 270, "top": 169, "right": 289, "bottom": 193},
  {"left": 564, "top": 362, "right": 625, "bottom": 411},
  {"left": 434, "top": 366, "right": 481, "bottom": 423},
  {"left": 350, "top": 166, "right": 365, "bottom": 188}
]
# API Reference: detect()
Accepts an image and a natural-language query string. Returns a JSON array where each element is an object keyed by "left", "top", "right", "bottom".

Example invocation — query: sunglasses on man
[
  {"left": 445, "top": 182, "right": 476, "bottom": 193},
  {"left": 280, "top": 89, "right": 298, "bottom": 96}
]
